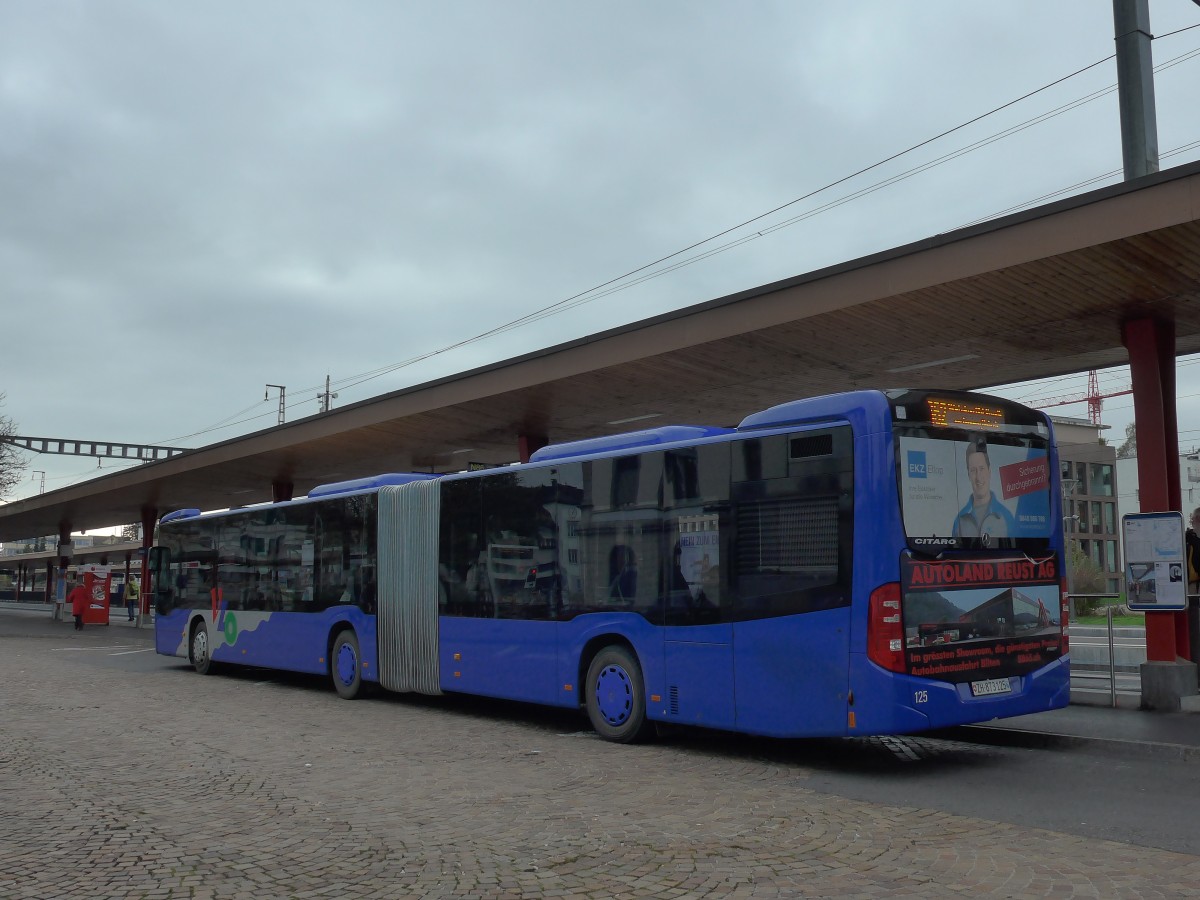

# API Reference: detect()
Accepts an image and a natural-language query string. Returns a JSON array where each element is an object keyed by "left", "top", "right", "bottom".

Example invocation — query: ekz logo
[{"left": 907, "top": 450, "right": 928, "bottom": 478}]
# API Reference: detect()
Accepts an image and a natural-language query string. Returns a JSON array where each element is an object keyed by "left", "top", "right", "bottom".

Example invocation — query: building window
[
  {"left": 1091, "top": 502, "right": 1103, "bottom": 533},
  {"left": 1091, "top": 463, "right": 1113, "bottom": 497},
  {"left": 1106, "top": 540, "right": 1117, "bottom": 572},
  {"left": 1078, "top": 501, "right": 1089, "bottom": 532},
  {"left": 1104, "top": 502, "right": 1116, "bottom": 534}
]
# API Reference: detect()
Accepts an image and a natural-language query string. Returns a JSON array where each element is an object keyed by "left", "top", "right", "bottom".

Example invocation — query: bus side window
[
  {"left": 439, "top": 479, "right": 486, "bottom": 618},
  {"left": 732, "top": 426, "right": 853, "bottom": 620},
  {"left": 582, "top": 455, "right": 663, "bottom": 621},
  {"left": 482, "top": 468, "right": 562, "bottom": 621},
  {"left": 664, "top": 443, "right": 731, "bottom": 625}
]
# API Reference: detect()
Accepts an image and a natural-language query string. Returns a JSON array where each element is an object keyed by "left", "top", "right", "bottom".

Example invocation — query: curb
[{"left": 944, "top": 722, "right": 1200, "bottom": 763}]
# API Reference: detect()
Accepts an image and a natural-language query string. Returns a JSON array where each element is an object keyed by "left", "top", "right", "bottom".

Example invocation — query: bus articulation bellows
[{"left": 150, "top": 389, "right": 1068, "bottom": 742}]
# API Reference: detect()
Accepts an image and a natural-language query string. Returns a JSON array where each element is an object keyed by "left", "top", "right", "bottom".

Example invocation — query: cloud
[{"left": 2, "top": 0, "right": 1198, "bottom": 504}]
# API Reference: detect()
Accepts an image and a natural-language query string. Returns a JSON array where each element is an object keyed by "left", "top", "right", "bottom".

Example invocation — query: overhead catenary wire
[
  {"left": 322, "top": 57, "right": 1138, "bottom": 394},
  {"left": 147, "top": 36, "right": 1200, "bottom": 451},
  {"left": 325, "top": 47, "right": 1200, "bottom": 397}
]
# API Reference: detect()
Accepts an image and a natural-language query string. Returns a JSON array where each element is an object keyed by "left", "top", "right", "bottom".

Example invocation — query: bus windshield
[{"left": 890, "top": 390, "right": 1053, "bottom": 552}]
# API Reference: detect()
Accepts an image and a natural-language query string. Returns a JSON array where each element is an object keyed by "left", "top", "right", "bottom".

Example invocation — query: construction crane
[{"left": 1029, "top": 370, "right": 1132, "bottom": 426}]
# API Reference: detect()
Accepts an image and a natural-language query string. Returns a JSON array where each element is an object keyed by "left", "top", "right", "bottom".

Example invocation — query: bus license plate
[{"left": 970, "top": 678, "right": 1012, "bottom": 697}]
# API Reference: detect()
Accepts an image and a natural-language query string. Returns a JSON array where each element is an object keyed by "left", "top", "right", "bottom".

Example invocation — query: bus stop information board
[{"left": 1122, "top": 511, "right": 1187, "bottom": 611}]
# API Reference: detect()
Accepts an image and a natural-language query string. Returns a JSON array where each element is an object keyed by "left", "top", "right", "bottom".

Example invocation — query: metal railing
[{"left": 1068, "top": 592, "right": 1125, "bottom": 708}]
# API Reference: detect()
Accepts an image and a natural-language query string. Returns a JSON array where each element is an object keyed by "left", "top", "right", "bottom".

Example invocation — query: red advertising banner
[
  {"left": 901, "top": 554, "right": 1064, "bottom": 683},
  {"left": 998, "top": 457, "right": 1049, "bottom": 500},
  {"left": 906, "top": 556, "right": 1058, "bottom": 589}
]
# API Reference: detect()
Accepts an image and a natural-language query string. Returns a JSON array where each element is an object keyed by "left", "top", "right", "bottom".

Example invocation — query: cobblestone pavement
[{"left": 2, "top": 623, "right": 1199, "bottom": 899}]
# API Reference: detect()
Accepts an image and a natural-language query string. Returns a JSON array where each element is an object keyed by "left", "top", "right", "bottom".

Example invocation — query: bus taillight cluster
[{"left": 867, "top": 582, "right": 905, "bottom": 673}]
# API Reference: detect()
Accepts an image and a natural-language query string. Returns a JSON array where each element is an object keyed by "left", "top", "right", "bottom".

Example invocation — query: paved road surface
[{"left": 3, "top": 610, "right": 1200, "bottom": 899}]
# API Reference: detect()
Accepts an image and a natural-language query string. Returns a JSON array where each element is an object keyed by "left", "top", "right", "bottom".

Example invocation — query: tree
[
  {"left": 0, "top": 393, "right": 28, "bottom": 499},
  {"left": 1116, "top": 420, "right": 1137, "bottom": 459},
  {"left": 1067, "top": 539, "right": 1108, "bottom": 617},
  {"left": 120, "top": 524, "right": 141, "bottom": 543}
]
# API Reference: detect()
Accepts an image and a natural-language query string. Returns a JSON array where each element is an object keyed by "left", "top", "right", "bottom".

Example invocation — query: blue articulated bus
[{"left": 149, "top": 389, "right": 1068, "bottom": 742}]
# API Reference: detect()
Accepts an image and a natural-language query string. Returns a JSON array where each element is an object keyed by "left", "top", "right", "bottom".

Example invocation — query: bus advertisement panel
[
  {"left": 901, "top": 554, "right": 1063, "bottom": 692},
  {"left": 897, "top": 436, "right": 1051, "bottom": 548}
]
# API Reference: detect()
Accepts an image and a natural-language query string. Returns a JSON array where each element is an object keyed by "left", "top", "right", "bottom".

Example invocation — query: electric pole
[
  {"left": 317, "top": 375, "right": 339, "bottom": 413},
  {"left": 265, "top": 384, "right": 286, "bottom": 425},
  {"left": 1112, "top": 0, "right": 1160, "bottom": 180}
]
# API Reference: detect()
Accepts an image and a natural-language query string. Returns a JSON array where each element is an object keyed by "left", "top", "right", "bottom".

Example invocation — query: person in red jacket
[{"left": 67, "top": 574, "right": 90, "bottom": 631}]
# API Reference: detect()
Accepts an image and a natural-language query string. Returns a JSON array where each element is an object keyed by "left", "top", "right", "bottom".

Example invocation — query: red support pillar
[
  {"left": 1122, "top": 317, "right": 1189, "bottom": 662},
  {"left": 518, "top": 433, "right": 548, "bottom": 464},
  {"left": 272, "top": 480, "right": 294, "bottom": 503}
]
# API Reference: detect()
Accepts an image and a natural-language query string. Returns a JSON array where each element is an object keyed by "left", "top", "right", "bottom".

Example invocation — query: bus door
[
  {"left": 663, "top": 531, "right": 734, "bottom": 730},
  {"left": 437, "top": 470, "right": 561, "bottom": 705},
  {"left": 661, "top": 447, "right": 736, "bottom": 731}
]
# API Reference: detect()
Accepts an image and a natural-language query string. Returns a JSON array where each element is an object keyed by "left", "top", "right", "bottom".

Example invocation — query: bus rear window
[{"left": 890, "top": 391, "right": 1053, "bottom": 551}]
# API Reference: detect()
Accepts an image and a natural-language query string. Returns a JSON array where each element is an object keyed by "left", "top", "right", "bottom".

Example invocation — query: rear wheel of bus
[
  {"left": 585, "top": 645, "right": 654, "bottom": 743},
  {"left": 330, "top": 629, "right": 365, "bottom": 700}
]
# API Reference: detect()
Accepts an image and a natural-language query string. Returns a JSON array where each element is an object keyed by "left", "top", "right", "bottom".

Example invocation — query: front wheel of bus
[
  {"left": 191, "top": 620, "right": 214, "bottom": 675},
  {"left": 331, "top": 630, "right": 364, "bottom": 700},
  {"left": 585, "top": 645, "right": 653, "bottom": 743}
]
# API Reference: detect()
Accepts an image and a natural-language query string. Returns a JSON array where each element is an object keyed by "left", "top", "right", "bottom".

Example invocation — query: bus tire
[
  {"left": 585, "top": 645, "right": 654, "bottom": 743},
  {"left": 191, "top": 620, "right": 214, "bottom": 675},
  {"left": 331, "top": 629, "right": 364, "bottom": 700}
]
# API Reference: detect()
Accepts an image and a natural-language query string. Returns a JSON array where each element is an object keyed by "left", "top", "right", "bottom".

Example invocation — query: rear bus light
[{"left": 867, "top": 582, "right": 906, "bottom": 673}]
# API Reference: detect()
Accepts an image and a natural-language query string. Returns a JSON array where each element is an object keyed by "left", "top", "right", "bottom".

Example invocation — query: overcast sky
[{"left": 3, "top": 1, "right": 1200, "bottom": 509}]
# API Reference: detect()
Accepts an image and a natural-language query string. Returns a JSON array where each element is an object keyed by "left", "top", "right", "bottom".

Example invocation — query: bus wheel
[
  {"left": 585, "top": 645, "right": 654, "bottom": 743},
  {"left": 191, "top": 620, "right": 214, "bottom": 675},
  {"left": 331, "top": 629, "right": 364, "bottom": 700}
]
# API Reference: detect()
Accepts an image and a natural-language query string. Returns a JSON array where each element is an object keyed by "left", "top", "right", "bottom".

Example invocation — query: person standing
[
  {"left": 124, "top": 576, "right": 140, "bottom": 622},
  {"left": 1186, "top": 509, "right": 1200, "bottom": 597},
  {"left": 67, "top": 573, "right": 89, "bottom": 631},
  {"left": 1186, "top": 509, "right": 1200, "bottom": 662}
]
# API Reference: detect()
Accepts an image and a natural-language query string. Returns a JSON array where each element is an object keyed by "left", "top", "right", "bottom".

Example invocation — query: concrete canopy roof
[{"left": 3, "top": 160, "right": 1200, "bottom": 544}]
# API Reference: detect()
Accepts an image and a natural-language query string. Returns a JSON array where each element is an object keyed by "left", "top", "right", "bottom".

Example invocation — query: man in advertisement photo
[{"left": 953, "top": 434, "right": 1017, "bottom": 547}]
